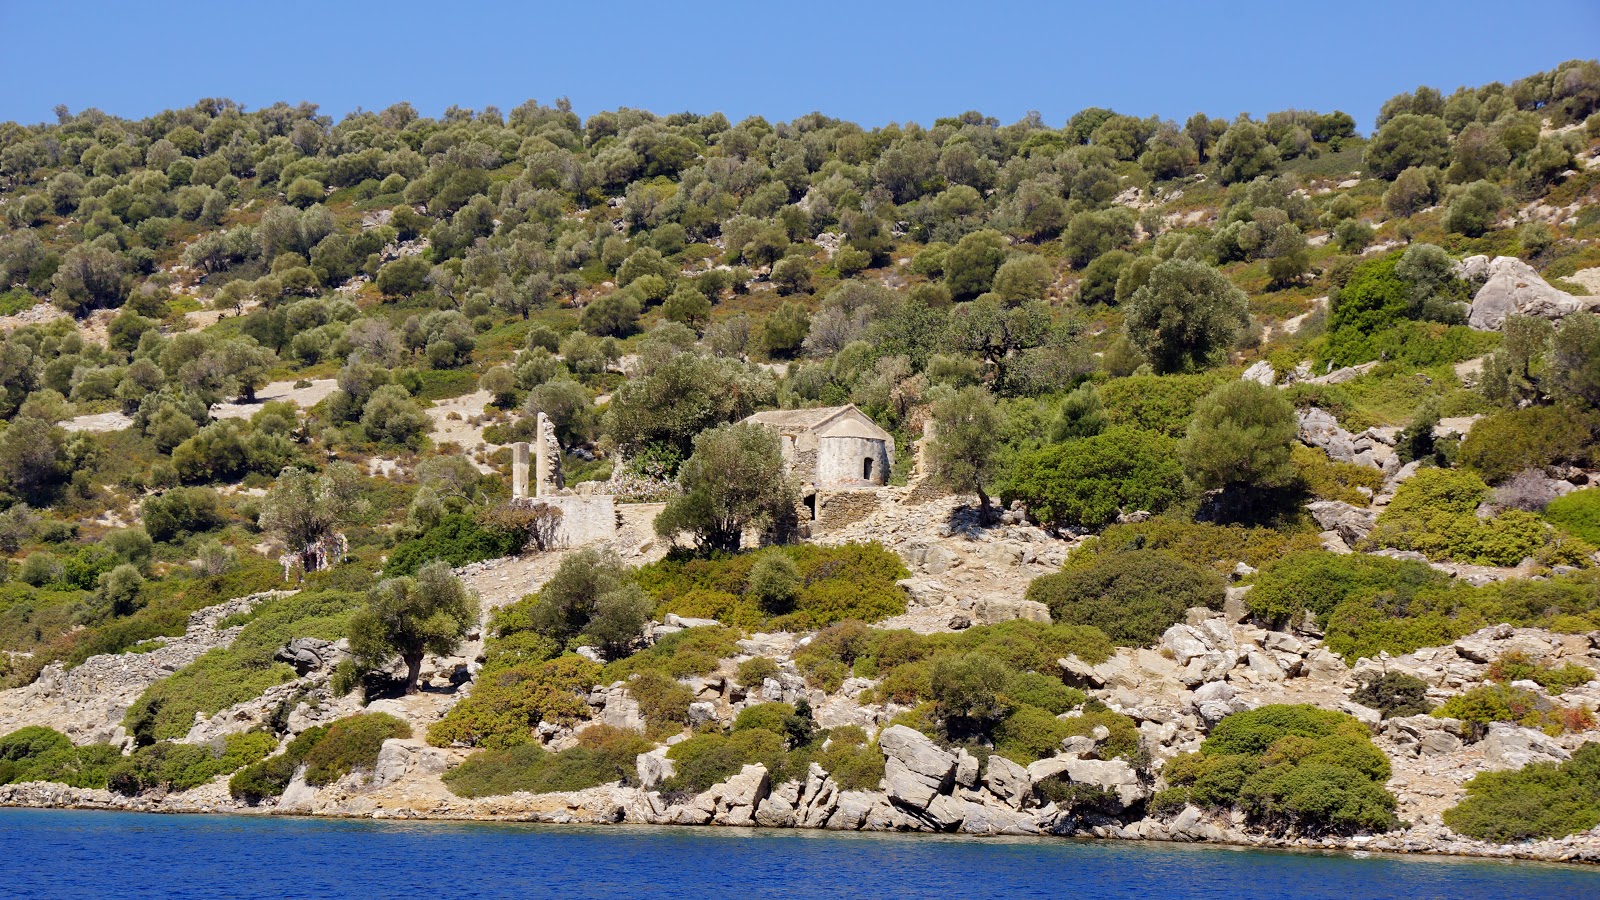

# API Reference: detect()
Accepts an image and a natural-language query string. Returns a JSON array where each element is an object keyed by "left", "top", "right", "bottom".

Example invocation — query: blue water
[{"left": 1, "top": 809, "right": 1597, "bottom": 900}]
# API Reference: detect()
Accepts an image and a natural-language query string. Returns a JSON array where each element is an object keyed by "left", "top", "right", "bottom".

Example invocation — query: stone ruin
[{"left": 510, "top": 412, "right": 616, "bottom": 549}]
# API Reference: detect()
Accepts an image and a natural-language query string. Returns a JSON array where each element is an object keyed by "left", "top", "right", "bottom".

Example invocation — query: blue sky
[{"left": 3, "top": 1, "right": 1596, "bottom": 131}]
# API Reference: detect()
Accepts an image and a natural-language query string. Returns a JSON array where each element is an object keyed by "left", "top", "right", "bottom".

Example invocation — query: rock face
[
  {"left": 1296, "top": 408, "right": 1399, "bottom": 474},
  {"left": 1465, "top": 256, "right": 1595, "bottom": 330}
]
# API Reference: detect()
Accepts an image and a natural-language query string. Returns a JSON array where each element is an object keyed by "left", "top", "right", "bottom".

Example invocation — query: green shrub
[
  {"left": 1545, "top": 489, "right": 1600, "bottom": 544},
  {"left": 1069, "top": 519, "right": 1323, "bottom": 577},
  {"left": 384, "top": 514, "right": 524, "bottom": 578},
  {"left": 814, "top": 728, "right": 884, "bottom": 790},
  {"left": 1099, "top": 372, "right": 1229, "bottom": 437},
  {"left": 427, "top": 655, "right": 600, "bottom": 749},
  {"left": 1157, "top": 705, "right": 1397, "bottom": 835},
  {"left": 745, "top": 550, "right": 801, "bottom": 615},
  {"left": 109, "top": 731, "right": 276, "bottom": 795},
  {"left": 1487, "top": 650, "right": 1594, "bottom": 694},
  {"left": 993, "top": 704, "right": 1070, "bottom": 764},
  {"left": 1434, "top": 684, "right": 1586, "bottom": 737},
  {"left": 1027, "top": 549, "right": 1224, "bottom": 645},
  {"left": 602, "top": 625, "right": 740, "bottom": 682},
  {"left": 735, "top": 656, "right": 780, "bottom": 688},
  {"left": 1367, "top": 468, "right": 1559, "bottom": 566},
  {"left": 1351, "top": 672, "right": 1433, "bottom": 718},
  {"left": 1247, "top": 551, "right": 1448, "bottom": 628},
  {"left": 442, "top": 725, "right": 654, "bottom": 798},
  {"left": 1458, "top": 406, "right": 1596, "bottom": 484},
  {"left": 662, "top": 728, "right": 788, "bottom": 795},
  {"left": 1002, "top": 427, "right": 1185, "bottom": 528},
  {"left": 1443, "top": 743, "right": 1600, "bottom": 842},
  {"left": 637, "top": 543, "right": 909, "bottom": 631},
  {"left": 301, "top": 712, "right": 410, "bottom": 786},
  {"left": 0, "top": 726, "right": 121, "bottom": 789},
  {"left": 1292, "top": 444, "right": 1384, "bottom": 506},
  {"left": 1059, "top": 704, "right": 1141, "bottom": 762},
  {"left": 733, "top": 702, "right": 795, "bottom": 734},
  {"left": 1004, "top": 671, "right": 1085, "bottom": 715},
  {"left": 229, "top": 725, "right": 328, "bottom": 803},
  {"left": 627, "top": 670, "right": 694, "bottom": 739}
]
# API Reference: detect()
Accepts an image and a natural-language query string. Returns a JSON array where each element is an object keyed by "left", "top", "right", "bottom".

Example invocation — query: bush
[
  {"left": 1434, "top": 684, "right": 1581, "bottom": 737},
  {"left": 1487, "top": 650, "right": 1594, "bottom": 694},
  {"left": 1546, "top": 489, "right": 1600, "bottom": 544},
  {"left": 1458, "top": 406, "right": 1595, "bottom": 485},
  {"left": 993, "top": 704, "right": 1070, "bottom": 764},
  {"left": 124, "top": 590, "right": 363, "bottom": 743},
  {"left": 1351, "top": 672, "right": 1433, "bottom": 718},
  {"left": 427, "top": 655, "right": 600, "bottom": 749},
  {"left": 662, "top": 728, "right": 788, "bottom": 796},
  {"left": 735, "top": 656, "right": 780, "bottom": 688},
  {"left": 1443, "top": 743, "right": 1600, "bottom": 842},
  {"left": 1247, "top": 551, "right": 1448, "bottom": 628},
  {"left": 1367, "top": 468, "right": 1561, "bottom": 567},
  {"left": 301, "top": 712, "right": 410, "bottom": 786},
  {"left": 1002, "top": 427, "right": 1185, "bottom": 528},
  {"left": 627, "top": 670, "right": 694, "bottom": 739},
  {"left": 141, "top": 487, "right": 225, "bottom": 543},
  {"left": 1157, "top": 705, "right": 1397, "bottom": 836},
  {"left": 384, "top": 514, "right": 524, "bottom": 578},
  {"left": 1027, "top": 549, "right": 1225, "bottom": 645},
  {"left": 0, "top": 726, "right": 121, "bottom": 789},
  {"left": 1072, "top": 519, "right": 1323, "bottom": 577},
  {"left": 814, "top": 727, "right": 884, "bottom": 790},
  {"left": 745, "top": 550, "right": 801, "bottom": 616},
  {"left": 637, "top": 542, "right": 909, "bottom": 631},
  {"left": 229, "top": 725, "right": 327, "bottom": 803},
  {"left": 108, "top": 731, "right": 276, "bottom": 795},
  {"left": 442, "top": 725, "right": 653, "bottom": 798},
  {"left": 1099, "top": 372, "right": 1228, "bottom": 438}
]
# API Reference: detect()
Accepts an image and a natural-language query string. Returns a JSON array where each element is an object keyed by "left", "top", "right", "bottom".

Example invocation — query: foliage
[
  {"left": 1367, "top": 468, "right": 1564, "bottom": 566},
  {"left": 1443, "top": 743, "right": 1600, "bottom": 842},
  {"left": 301, "top": 712, "right": 411, "bottom": 786},
  {"left": 1028, "top": 549, "right": 1224, "bottom": 645},
  {"left": 1002, "top": 427, "right": 1185, "bottom": 528},
  {"left": 1486, "top": 650, "right": 1593, "bottom": 694},
  {"left": 0, "top": 726, "right": 120, "bottom": 789},
  {"left": 507, "top": 547, "right": 652, "bottom": 658},
  {"left": 1434, "top": 684, "right": 1584, "bottom": 737},
  {"left": 927, "top": 385, "right": 1003, "bottom": 513},
  {"left": 1181, "top": 380, "right": 1298, "bottom": 494},
  {"left": 1545, "top": 489, "right": 1600, "bottom": 545},
  {"left": 654, "top": 422, "right": 798, "bottom": 553},
  {"left": 108, "top": 731, "right": 276, "bottom": 795},
  {"left": 427, "top": 655, "right": 601, "bottom": 749},
  {"left": 124, "top": 589, "right": 363, "bottom": 743},
  {"left": 1457, "top": 406, "right": 1595, "bottom": 485},
  {"left": 384, "top": 514, "right": 524, "bottom": 577},
  {"left": 442, "top": 725, "right": 654, "bottom": 797},
  {"left": 1157, "top": 705, "right": 1397, "bottom": 836},
  {"left": 1123, "top": 259, "right": 1249, "bottom": 374},
  {"left": 347, "top": 560, "right": 479, "bottom": 692},
  {"left": 1351, "top": 672, "right": 1433, "bottom": 719},
  {"left": 636, "top": 542, "right": 909, "bottom": 631},
  {"left": 230, "top": 724, "right": 329, "bottom": 803}
]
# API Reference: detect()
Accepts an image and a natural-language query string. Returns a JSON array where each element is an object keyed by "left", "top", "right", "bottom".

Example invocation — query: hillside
[{"left": 3, "top": 60, "right": 1600, "bottom": 857}]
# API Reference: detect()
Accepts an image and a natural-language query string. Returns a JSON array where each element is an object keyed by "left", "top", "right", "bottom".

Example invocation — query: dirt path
[{"left": 212, "top": 379, "right": 339, "bottom": 419}]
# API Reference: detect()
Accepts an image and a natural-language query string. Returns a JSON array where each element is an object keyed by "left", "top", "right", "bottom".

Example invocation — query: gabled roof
[{"left": 745, "top": 404, "right": 891, "bottom": 441}]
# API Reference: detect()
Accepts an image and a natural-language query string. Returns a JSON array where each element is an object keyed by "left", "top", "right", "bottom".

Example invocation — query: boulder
[
  {"left": 879, "top": 725, "right": 956, "bottom": 810},
  {"left": 704, "top": 764, "right": 771, "bottom": 826},
  {"left": 275, "top": 637, "right": 347, "bottom": 675},
  {"left": 825, "top": 791, "right": 877, "bottom": 830},
  {"left": 1060, "top": 758, "right": 1147, "bottom": 807},
  {"left": 982, "top": 755, "right": 1031, "bottom": 809},
  {"left": 1307, "top": 500, "right": 1378, "bottom": 546},
  {"left": 1241, "top": 360, "right": 1276, "bottom": 386},
  {"left": 1298, "top": 408, "right": 1358, "bottom": 464},
  {"left": 1479, "top": 722, "right": 1571, "bottom": 771},
  {"left": 1468, "top": 256, "right": 1593, "bottom": 330},
  {"left": 1383, "top": 715, "right": 1463, "bottom": 756},
  {"left": 956, "top": 799, "right": 1040, "bottom": 835},
  {"left": 636, "top": 748, "right": 675, "bottom": 789}
]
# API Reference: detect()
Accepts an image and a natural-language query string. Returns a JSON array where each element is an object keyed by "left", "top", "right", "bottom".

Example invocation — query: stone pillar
[
  {"left": 511, "top": 442, "right": 531, "bottom": 500},
  {"left": 535, "top": 412, "right": 563, "bottom": 497}
]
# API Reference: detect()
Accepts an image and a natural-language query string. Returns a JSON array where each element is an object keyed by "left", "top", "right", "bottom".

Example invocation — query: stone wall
[
  {"left": 817, "top": 435, "right": 891, "bottom": 486},
  {"left": 532, "top": 495, "right": 617, "bottom": 548},
  {"left": 814, "top": 488, "right": 887, "bottom": 531}
]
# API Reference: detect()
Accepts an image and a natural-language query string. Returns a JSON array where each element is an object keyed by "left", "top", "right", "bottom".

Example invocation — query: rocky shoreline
[{"left": 3, "top": 779, "right": 1597, "bottom": 866}]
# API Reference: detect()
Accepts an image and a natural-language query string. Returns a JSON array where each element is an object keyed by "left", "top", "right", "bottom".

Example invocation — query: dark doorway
[
  {"left": 862, "top": 458, "right": 875, "bottom": 481},
  {"left": 804, "top": 494, "right": 817, "bottom": 520}
]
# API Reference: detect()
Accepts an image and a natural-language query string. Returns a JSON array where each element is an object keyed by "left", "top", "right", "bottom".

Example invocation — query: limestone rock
[
  {"left": 1468, "top": 256, "right": 1593, "bottom": 330},
  {"left": 1307, "top": 500, "right": 1378, "bottom": 546},
  {"left": 879, "top": 725, "right": 956, "bottom": 810},
  {"left": 1479, "top": 722, "right": 1571, "bottom": 771},
  {"left": 982, "top": 755, "right": 1031, "bottom": 809},
  {"left": 1241, "top": 360, "right": 1276, "bottom": 386},
  {"left": 636, "top": 748, "right": 674, "bottom": 789}
]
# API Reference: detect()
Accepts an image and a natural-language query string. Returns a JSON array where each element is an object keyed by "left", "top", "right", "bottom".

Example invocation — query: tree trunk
[
  {"left": 975, "top": 484, "right": 995, "bottom": 524},
  {"left": 403, "top": 653, "right": 423, "bottom": 694}
]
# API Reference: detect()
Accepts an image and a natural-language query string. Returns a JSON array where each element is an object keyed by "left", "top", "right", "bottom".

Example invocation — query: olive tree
[
  {"left": 348, "top": 560, "right": 480, "bottom": 693},
  {"left": 927, "top": 385, "right": 1003, "bottom": 517},
  {"left": 1179, "top": 379, "right": 1298, "bottom": 492},
  {"left": 654, "top": 421, "right": 798, "bottom": 552},
  {"left": 1123, "top": 259, "right": 1249, "bottom": 373}
]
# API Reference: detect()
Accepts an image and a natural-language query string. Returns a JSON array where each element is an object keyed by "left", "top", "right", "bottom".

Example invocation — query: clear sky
[{"left": 4, "top": 0, "right": 1597, "bottom": 132}]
